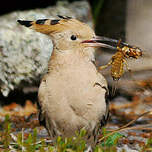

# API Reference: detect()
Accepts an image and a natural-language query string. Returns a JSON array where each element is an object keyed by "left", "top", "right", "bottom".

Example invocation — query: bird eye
[{"left": 71, "top": 35, "right": 77, "bottom": 40}]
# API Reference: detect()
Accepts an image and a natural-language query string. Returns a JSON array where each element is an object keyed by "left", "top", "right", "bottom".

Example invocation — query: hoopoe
[{"left": 17, "top": 15, "right": 115, "bottom": 146}]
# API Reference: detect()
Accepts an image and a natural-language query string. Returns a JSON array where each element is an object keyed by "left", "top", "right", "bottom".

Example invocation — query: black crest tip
[
  {"left": 36, "top": 19, "right": 48, "bottom": 25},
  {"left": 51, "top": 19, "right": 60, "bottom": 25},
  {"left": 57, "top": 15, "right": 72, "bottom": 19},
  {"left": 17, "top": 20, "right": 32, "bottom": 27}
]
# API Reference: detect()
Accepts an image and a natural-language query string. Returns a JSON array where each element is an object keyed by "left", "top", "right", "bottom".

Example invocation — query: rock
[{"left": 0, "top": 1, "right": 93, "bottom": 96}]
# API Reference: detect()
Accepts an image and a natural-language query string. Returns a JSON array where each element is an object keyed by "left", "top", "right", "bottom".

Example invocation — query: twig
[{"left": 99, "top": 111, "right": 152, "bottom": 142}]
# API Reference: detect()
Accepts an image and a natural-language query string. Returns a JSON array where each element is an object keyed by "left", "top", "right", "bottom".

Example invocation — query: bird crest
[{"left": 17, "top": 15, "right": 90, "bottom": 36}]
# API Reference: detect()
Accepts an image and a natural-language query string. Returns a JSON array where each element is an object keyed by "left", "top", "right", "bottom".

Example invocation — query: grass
[{"left": 0, "top": 115, "right": 152, "bottom": 152}]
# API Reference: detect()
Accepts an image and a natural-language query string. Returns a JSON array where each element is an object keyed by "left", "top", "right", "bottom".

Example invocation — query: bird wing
[
  {"left": 96, "top": 73, "right": 109, "bottom": 126},
  {"left": 37, "top": 76, "right": 48, "bottom": 127}
]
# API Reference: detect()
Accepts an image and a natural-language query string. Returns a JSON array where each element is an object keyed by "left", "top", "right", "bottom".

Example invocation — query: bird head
[{"left": 17, "top": 16, "right": 115, "bottom": 52}]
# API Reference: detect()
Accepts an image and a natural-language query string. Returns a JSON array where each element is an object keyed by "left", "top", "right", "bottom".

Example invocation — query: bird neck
[{"left": 48, "top": 47, "right": 95, "bottom": 72}]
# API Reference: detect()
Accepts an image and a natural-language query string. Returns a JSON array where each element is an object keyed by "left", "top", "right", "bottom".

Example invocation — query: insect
[
  {"left": 121, "top": 45, "right": 142, "bottom": 59},
  {"left": 98, "top": 40, "right": 142, "bottom": 95}
]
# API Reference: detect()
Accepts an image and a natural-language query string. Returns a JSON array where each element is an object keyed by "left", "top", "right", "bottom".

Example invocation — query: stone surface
[{"left": 0, "top": 1, "right": 93, "bottom": 96}]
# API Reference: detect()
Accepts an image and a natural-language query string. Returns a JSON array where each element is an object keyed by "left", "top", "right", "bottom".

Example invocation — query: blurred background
[
  {"left": 0, "top": 1, "right": 152, "bottom": 151},
  {"left": 0, "top": 0, "right": 128, "bottom": 100},
  {"left": 0, "top": 0, "right": 126, "bottom": 38}
]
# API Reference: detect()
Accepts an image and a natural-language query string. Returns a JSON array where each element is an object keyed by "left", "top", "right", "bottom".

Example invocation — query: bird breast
[{"left": 40, "top": 59, "right": 106, "bottom": 121}]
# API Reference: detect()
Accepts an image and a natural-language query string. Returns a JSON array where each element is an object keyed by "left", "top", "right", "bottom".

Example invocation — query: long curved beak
[
  {"left": 95, "top": 36, "right": 129, "bottom": 46},
  {"left": 81, "top": 36, "right": 130, "bottom": 50},
  {"left": 82, "top": 37, "right": 116, "bottom": 50}
]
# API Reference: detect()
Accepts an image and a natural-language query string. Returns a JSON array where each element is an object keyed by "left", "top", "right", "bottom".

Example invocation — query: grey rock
[{"left": 0, "top": 1, "right": 93, "bottom": 96}]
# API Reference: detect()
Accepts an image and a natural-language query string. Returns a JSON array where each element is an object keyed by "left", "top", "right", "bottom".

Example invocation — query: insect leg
[
  {"left": 123, "top": 59, "right": 131, "bottom": 72},
  {"left": 123, "top": 59, "right": 134, "bottom": 80},
  {"left": 98, "top": 60, "right": 112, "bottom": 71}
]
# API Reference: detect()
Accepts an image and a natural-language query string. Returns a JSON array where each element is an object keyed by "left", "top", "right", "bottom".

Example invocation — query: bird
[{"left": 17, "top": 15, "right": 113, "bottom": 146}]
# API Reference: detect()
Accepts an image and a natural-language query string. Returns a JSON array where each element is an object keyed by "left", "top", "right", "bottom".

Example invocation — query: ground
[{"left": 0, "top": 78, "right": 152, "bottom": 151}]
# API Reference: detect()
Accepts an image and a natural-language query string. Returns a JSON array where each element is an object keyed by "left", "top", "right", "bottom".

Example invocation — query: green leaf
[{"left": 101, "top": 132, "right": 123, "bottom": 147}]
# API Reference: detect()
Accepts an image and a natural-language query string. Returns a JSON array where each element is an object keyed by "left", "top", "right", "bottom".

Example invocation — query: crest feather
[{"left": 17, "top": 17, "right": 91, "bottom": 36}]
